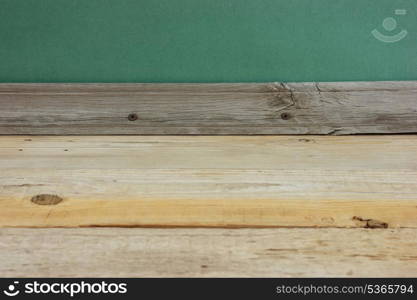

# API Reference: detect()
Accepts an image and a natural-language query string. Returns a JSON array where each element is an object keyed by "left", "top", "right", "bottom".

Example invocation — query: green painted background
[{"left": 0, "top": 0, "right": 416, "bottom": 82}]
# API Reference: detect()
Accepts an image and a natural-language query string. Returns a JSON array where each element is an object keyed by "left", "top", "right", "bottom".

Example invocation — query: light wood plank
[
  {"left": 0, "top": 81, "right": 416, "bottom": 135},
  {"left": 0, "top": 135, "right": 416, "bottom": 228},
  {"left": 1, "top": 228, "right": 416, "bottom": 277}
]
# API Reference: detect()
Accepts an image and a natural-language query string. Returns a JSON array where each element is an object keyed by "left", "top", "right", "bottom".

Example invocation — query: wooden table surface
[{"left": 0, "top": 135, "right": 416, "bottom": 277}]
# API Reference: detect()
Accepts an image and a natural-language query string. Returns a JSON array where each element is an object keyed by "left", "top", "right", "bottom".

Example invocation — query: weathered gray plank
[
  {"left": 0, "top": 82, "right": 416, "bottom": 135},
  {"left": 1, "top": 228, "right": 416, "bottom": 277}
]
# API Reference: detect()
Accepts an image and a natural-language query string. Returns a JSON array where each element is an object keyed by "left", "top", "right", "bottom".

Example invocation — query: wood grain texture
[
  {"left": 0, "top": 135, "right": 416, "bottom": 228},
  {"left": 1, "top": 228, "right": 416, "bottom": 277},
  {"left": 0, "top": 81, "right": 416, "bottom": 135}
]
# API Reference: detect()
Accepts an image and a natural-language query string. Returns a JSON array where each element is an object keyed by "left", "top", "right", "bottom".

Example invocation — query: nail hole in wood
[
  {"left": 280, "top": 112, "right": 291, "bottom": 120},
  {"left": 128, "top": 113, "right": 138, "bottom": 121},
  {"left": 31, "top": 194, "right": 63, "bottom": 205}
]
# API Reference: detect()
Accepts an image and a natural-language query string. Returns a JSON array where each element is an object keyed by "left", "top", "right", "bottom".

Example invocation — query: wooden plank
[
  {"left": 0, "top": 81, "right": 416, "bottom": 135},
  {"left": 1, "top": 228, "right": 416, "bottom": 277},
  {"left": 0, "top": 135, "right": 416, "bottom": 228}
]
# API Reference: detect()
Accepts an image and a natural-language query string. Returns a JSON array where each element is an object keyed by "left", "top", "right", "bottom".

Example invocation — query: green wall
[{"left": 0, "top": 0, "right": 416, "bottom": 82}]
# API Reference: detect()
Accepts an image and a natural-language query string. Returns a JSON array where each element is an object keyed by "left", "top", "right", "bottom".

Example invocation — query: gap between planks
[{"left": 0, "top": 135, "right": 416, "bottom": 228}]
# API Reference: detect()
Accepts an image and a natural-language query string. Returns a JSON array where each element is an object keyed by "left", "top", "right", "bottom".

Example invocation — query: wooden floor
[
  {"left": 1, "top": 81, "right": 416, "bottom": 277},
  {"left": 1, "top": 135, "right": 416, "bottom": 276}
]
